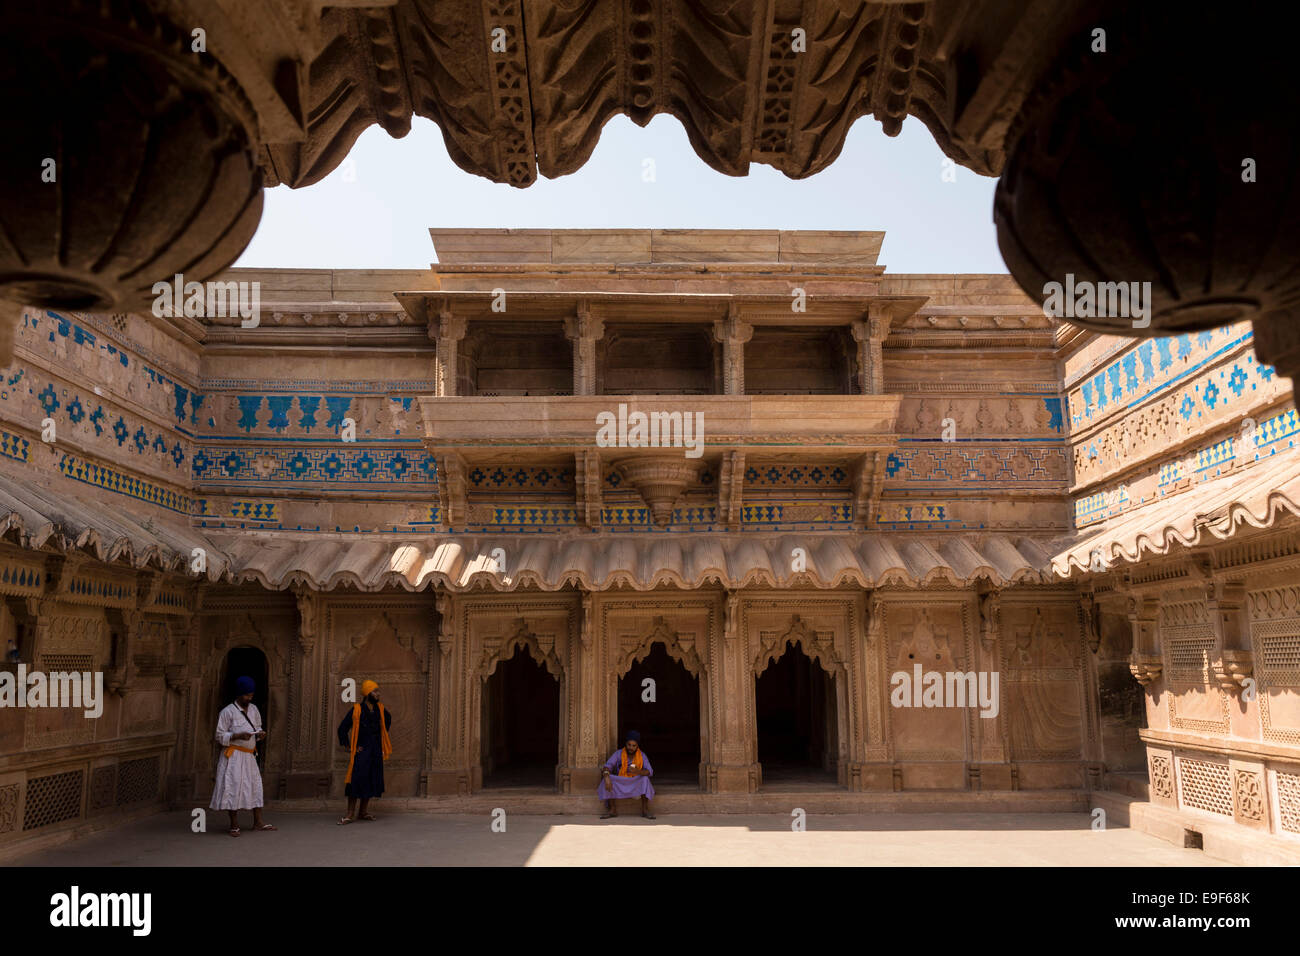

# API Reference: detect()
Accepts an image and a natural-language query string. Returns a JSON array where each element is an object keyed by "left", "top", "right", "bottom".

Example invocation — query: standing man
[
  {"left": 337, "top": 679, "right": 392, "bottom": 824},
  {"left": 211, "top": 676, "right": 275, "bottom": 837},
  {"left": 597, "top": 730, "right": 655, "bottom": 819}
]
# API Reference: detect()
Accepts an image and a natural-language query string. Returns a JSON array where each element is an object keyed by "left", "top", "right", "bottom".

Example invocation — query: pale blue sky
[{"left": 238, "top": 113, "right": 1005, "bottom": 274}]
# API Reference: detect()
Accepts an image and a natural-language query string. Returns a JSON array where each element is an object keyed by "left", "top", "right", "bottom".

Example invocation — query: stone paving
[{"left": 15, "top": 810, "right": 1233, "bottom": 866}]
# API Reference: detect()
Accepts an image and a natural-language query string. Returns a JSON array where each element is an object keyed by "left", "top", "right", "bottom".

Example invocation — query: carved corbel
[
  {"left": 575, "top": 449, "right": 603, "bottom": 528},
  {"left": 1078, "top": 591, "right": 1102, "bottom": 654},
  {"left": 865, "top": 593, "right": 883, "bottom": 646},
  {"left": 1127, "top": 596, "right": 1162, "bottom": 686},
  {"left": 718, "top": 450, "right": 745, "bottom": 531},
  {"left": 579, "top": 591, "right": 594, "bottom": 649},
  {"left": 852, "top": 452, "right": 884, "bottom": 530},
  {"left": 293, "top": 585, "right": 319, "bottom": 656},
  {"left": 436, "top": 451, "right": 468, "bottom": 530},
  {"left": 979, "top": 590, "right": 1001, "bottom": 652},
  {"left": 1208, "top": 580, "right": 1254, "bottom": 691},
  {"left": 435, "top": 593, "right": 455, "bottom": 657},
  {"left": 723, "top": 591, "right": 741, "bottom": 647}
]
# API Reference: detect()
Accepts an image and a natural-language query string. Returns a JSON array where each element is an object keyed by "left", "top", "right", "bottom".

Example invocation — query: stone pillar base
[
  {"left": 560, "top": 766, "right": 602, "bottom": 794},
  {"left": 705, "top": 762, "right": 759, "bottom": 793},
  {"left": 421, "top": 770, "right": 471, "bottom": 796},
  {"left": 845, "top": 762, "right": 894, "bottom": 791}
]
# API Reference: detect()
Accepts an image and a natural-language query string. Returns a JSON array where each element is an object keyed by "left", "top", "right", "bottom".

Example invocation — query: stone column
[
  {"left": 563, "top": 307, "right": 604, "bottom": 396},
  {"left": 430, "top": 311, "right": 468, "bottom": 397},
  {"left": 426, "top": 592, "right": 469, "bottom": 794},
  {"left": 560, "top": 591, "right": 604, "bottom": 792},
  {"left": 712, "top": 307, "right": 753, "bottom": 395},
  {"left": 704, "top": 590, "right": 759, "bottom": 792},
  {"left": 850, "top": 314, "right": 892, "bottom": 394}
]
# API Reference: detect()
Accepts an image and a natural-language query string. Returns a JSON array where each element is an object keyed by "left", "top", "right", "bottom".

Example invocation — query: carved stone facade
[{"left": 0, "top": 229, "right": 1296, "bottom": 859}]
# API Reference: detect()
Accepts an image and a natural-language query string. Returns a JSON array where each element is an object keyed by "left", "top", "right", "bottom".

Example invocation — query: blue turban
[
  {"left": 235, "top": 676, "right": 255, "bottom": 696},
  {"left": 625, "top": 730, "right": 641, "bottom": 743}
]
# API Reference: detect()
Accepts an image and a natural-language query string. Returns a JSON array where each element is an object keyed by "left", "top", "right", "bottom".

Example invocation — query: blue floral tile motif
[
  {"left": 66, "top": 397, "right": 84, "bottom": 424},
  {"left": 133, "top": 427, "right": 148, "bottom": 452},
  {"left": 189, "top": 393, "right": 204, "bottom": 424},
  {"left": 321, "top": 453, "right": 344, "bottom": 478},
  {"left": 1156, "top": 338, "right": 1174, "bottom": 371},
  {"left": 1042, "top": 397, "right": 1064, "bottom": 432},
  {"left": 192, "top": 450, "right": 212, "bottom": 476},
  {"left": 297, "top": 396, "right": 321, "bottom": 430},
  {"left": 1176, "top": 334, "right": 1192, "bottom": 359},
  {"left": 1138, "top": 342, "right": 1155, "bottom": 381},
  {"left": 386, "top": 454, "right": 411, "bottom": 478},
  {"left": 1121, "top": 352, "right": 1138, "bottom": 392},
  {"left": 237, "top": 396, "right": 263, "bottom": 432},
  {"left": 151, "top": 434, "right": 168, "bottom": 454},
  {"left": 1179, "top": 394, "right": 1196, "bottom": 421},
  {"left": 469, "top": 468, "right": 487, "bottom": 485},
  {"left": 1108, "top": 365, "right": 1122, "bottom": 402},
  {"left": 1227, "top": 365, "right": 1249, "bottom": 397},
  {"left": 885, "top": 453, "right": 905, "bottom": 478},
  {"left": 288, "top": 453, "right": 312, "bottom": 477},
  {"left": 1202, "top": 380, "right": 1221, "bottom": 410},
  {"left": 421, "top": 457, "right": 438, "bottom": 480},
  {"left": 170, "top": 442, "right": 185, "bottom": 467},
  {"left": 490, "top": 468, "right": 507, "bottom": 486},
  {"left": 324, "top": 396, "right": 352, "bottom": 431},
  {"left": 1259, "top": 363, "right": 1275, "bottom": 383},
  {"left": 266, "top": 396, "right": 293, "bottom": 432},
  {"left": 809, "top": 467, "right": 824, "bottom": 483},
  {"left": 113, "top": 417, "right": 129, "bottom": 446},
  {"left": 744, "top": 467, "right": 759, "bottom": 482},
  {"left": 37, "top": 384, "right": 59, "bottom": 415},
  {"left": 765, "top": 467, "right": 781, "bottom": 482},
  {"left": 219, "top": 452, "right": 245, "bottom": 476},
  {"left": 88, "top": 406, "right": 105, "bottom": 436},
  {"left": 173, "top": 384, "right": 190, "bottom": 424}
]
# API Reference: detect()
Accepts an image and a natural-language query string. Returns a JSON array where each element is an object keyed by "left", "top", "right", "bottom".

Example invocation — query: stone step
[
  {"left": 261, "top": 788, "right": 1090, "bottom": 816},
  {"left": 1105, "top": 771, "right": 1150, "bottom": 801}
]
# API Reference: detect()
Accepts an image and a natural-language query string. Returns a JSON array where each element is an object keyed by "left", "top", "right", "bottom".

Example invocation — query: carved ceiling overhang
[
  {"left": 260, "top": 0, "right": 1043, "bottom": 192},
  {"left": 209, "top": 530, "right": 1055, "bottom": 593},
  {"left": 1053, "top": 444, "right": 1300, "bottom": 579}
]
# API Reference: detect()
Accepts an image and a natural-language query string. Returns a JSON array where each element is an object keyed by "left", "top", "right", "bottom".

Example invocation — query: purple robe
[{"left": 597, "top": 749, "right": 655, "bottom": 800}]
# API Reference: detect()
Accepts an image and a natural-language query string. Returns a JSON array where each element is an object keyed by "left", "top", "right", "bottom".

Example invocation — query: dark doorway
[
  {"left": 219, "top": 647, "right": 269, "bottom": 773},
  {"left": 755, "top": 645, "right": 837, "bottom": 785},
  {"left": 482, "top": 645, "right": 560, "bottom": 788},
  {"left": 618, "top": 642, "right": 701, "bottom": 788}
]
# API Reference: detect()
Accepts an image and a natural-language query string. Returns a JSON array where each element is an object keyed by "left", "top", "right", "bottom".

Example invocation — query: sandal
[
  {"left": 642, "top": 812, "right": 656, "bottom": 819},
  {"left": 253, "top": 823, "right": 277, "bottom": 831},
  {"left": 359, "top": 812, "right": 376, "bottom": 821},
  {"left": 228, "top": 827, "right": 241, "bottom": 837},
  {"left": 600, "top": 812, "right": 616, "bottom": 819},
  {"left": 338, "top": 816, "right": 354, "bottom": 826}
]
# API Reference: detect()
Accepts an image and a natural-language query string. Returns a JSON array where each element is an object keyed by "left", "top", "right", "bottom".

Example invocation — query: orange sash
[
  {"left": 345, "top": 701, "right": 392, "bottom": 784},
  {"left": 223, "top": 744, "right": 256, "bottom": 759},
  {"left": 617, "top": 748, "right": 643, "bottom": 777}
]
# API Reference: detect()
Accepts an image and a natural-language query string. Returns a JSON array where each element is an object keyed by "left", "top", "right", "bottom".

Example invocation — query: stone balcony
[{"left": 419, "top": 394, "right": 901, "bottom": 531}]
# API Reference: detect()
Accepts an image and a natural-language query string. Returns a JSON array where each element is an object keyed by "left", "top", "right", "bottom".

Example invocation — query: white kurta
[{"left": 210, "top": 702, "right": 264, "bottom": 811}]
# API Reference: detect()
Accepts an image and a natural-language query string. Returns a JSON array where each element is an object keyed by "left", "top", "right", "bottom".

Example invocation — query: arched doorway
[
  {"left": 481, "top": 644, "right": 560, "bottom": 788},
  {"left": 218, "top": 647, "right": 269, "bottom": 773},
  {"left": 618, "top": 641, "right": 702, "bottom": 788},
  {"left": 755, "top": 643, "right": 838, "bottom": 785}
]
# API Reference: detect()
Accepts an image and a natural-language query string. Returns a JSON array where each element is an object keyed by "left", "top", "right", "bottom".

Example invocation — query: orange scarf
[
  {"left": 617, "top": 748, "right": 643, "bottom": 777},
  {"left": 344, "top": 701, "right": 392, "bottom": 784}
]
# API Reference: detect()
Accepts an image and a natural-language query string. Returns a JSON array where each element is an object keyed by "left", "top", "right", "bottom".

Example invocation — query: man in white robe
[{"left": 210, "top": 675, "right": 276, "bottom": 836}]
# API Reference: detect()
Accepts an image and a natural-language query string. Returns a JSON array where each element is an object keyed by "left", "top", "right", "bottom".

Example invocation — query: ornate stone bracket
[
  {"left": 1127, "top": 595, "right": 1161, "bottom": 685},
  {"left": 852, "top": 452, "right": 884, "bottom": 530},
  {"left": 1208, "top": 580, "right": 1254, "bottom": 691},
  {"left": 718, "top": 450, "right": 745, "bottom": 531},
  {"left": 575, "top": 450, "right": 603, "bottom": 528},
  {"left": 436, "top": 451, "right": 467, "bottom": 530},
  {"left": 850, "top": 313, "right": 893, "bottom": 394}
]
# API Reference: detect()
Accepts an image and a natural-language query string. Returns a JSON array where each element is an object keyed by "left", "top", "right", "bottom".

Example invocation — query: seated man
[{"left": 597, "top": 730, "right": 655, "bottom": 819}]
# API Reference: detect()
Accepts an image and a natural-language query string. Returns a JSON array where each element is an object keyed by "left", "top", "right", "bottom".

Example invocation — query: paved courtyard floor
[{"left": 15, "top": 810, "right": 1232, "bottom": 866}]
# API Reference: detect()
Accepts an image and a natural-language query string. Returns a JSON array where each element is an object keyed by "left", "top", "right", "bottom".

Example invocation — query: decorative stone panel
[{"left": 1177, "top": 756, "right": 1232, "bottom": 817}]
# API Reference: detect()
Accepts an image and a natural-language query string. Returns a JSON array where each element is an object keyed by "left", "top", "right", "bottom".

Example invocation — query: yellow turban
[{"left": 360, "top": 680, "right": 379, "bottom": 698}]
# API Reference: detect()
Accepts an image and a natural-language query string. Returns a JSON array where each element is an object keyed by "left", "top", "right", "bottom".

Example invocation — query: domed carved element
[
  {"left": 615, "top": 457, "right": 698, "bottom": 525},
  {"left": 993, "top": 8, "right": 1300, "bottom": 344},
  {"left": 0, "top": 0, "right": 264, "bottom": 314}
]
